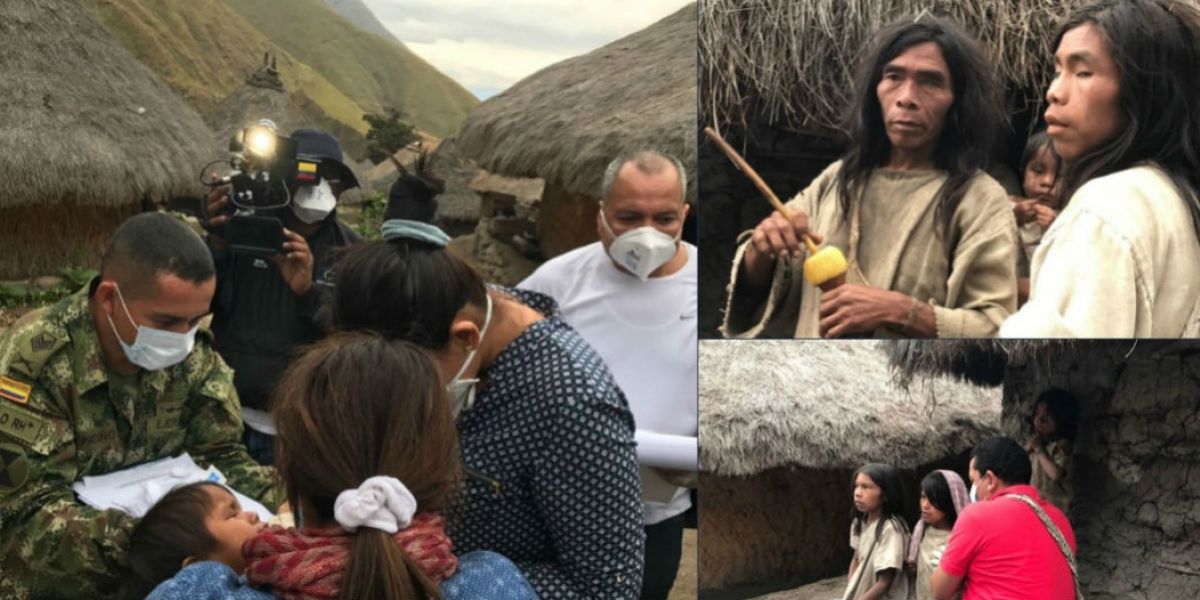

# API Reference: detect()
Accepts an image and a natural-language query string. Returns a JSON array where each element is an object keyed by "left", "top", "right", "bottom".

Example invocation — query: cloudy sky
[{"left": 363, "top": 1, "right": 692, "bottom": 99}]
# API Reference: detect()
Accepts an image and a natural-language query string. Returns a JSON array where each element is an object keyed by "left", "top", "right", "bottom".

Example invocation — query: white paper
[
  {"left": 72, "top": 452, "right": 274, "bottom": 521},
  {"left": 634, "top": 430, "right": 698, "bottom": 471}
]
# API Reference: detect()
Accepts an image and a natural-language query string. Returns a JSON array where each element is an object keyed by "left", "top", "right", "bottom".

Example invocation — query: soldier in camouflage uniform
[{"left": 0, "top": 214, "right": 283, "bottom": 599}]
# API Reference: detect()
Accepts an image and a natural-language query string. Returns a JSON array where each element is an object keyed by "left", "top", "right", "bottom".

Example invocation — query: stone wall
[{"left": 1000, "top": 341, "right": 1200, "bottom": 599}]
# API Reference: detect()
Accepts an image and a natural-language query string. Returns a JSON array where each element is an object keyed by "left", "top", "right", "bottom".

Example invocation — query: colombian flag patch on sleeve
[{"left": 0, "top": 376, "right": 31, "bottom": 404}]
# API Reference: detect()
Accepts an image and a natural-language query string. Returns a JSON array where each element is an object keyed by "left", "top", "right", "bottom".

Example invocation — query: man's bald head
[
  {"left": 600, "top": 150, "right": 686, "bottom": 204},
  {"left": 100, "top": 213, "right": 215, "bottom": 299}
]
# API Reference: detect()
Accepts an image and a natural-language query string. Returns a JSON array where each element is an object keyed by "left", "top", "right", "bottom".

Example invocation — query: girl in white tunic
[
  {"left": 1002, "top": 0, "right": 1200, "bottom": 337},
  {"left": 907, "top": 470, "right": 971, "bottom": 600},
  {"left": 844, "top": 464, "right": 910, "bottom": 600}
]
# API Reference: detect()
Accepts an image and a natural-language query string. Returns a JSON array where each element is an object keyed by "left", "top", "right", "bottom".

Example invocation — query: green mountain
[
  {"left": 79, "top": 0, "right": 477, "bottom": 150},
  {"left": 323, "top": 0, "right": 403, "bottom": 46},
  {"left": 224, "top": 0, "right": 477, "bottom": 135}
]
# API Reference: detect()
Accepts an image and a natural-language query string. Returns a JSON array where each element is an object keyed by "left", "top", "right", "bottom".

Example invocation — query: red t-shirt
[{"left": 938, "top": 484, "right": 1076, "bottom": 600}]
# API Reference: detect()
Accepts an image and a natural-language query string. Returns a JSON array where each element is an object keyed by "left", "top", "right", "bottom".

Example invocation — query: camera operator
[{"left": 204, "top": 128, "right": 363, "bottom": 465}]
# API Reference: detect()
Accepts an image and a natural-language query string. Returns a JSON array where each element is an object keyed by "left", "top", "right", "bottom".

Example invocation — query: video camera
[{"left": 201, "top": 120, "right": 332, "bottom": 256}]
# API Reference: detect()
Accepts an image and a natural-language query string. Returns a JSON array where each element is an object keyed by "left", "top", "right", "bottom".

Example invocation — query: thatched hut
[
  {"left": 0, "top": 0, "right": 218, "bottom": 279},
  {"left": 888, "top": 340, "right": 1200, "bottom": 600},
  {"left": 699, "top": 340, "right": 1001, "bottom": 594},
  {"left": 697, "top": 0, "right": 1100, "bottom": 337},
  {"left": 451, "top": 4, "right": 697, "bottom": 262}
]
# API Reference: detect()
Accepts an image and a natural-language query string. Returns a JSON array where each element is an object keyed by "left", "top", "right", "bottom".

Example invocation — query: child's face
[
  {"left": 196, "top": 485, "right": 264, "bottom": 573},
  {"left": 1034, "top": 402, "right": 1058, "bottom": 439},
  {"left": 853, "top": 472, "right": 883, "bottom": 515},
  {"left": 1023, "top": 145, "right": 1058, "bottom": 202},
  {"left": 919, "top": 492, "right": 948, "bottom": 527}
]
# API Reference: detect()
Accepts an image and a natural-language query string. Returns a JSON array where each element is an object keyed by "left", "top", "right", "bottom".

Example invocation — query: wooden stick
[{"left": 703, "top": 126, "right": 819, "bottom": 254}]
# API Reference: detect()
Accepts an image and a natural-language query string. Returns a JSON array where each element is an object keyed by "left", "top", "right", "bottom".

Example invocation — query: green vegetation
[
  {"left": 79, "top": 0, "right": 478, "bottom": 144},
  {"left": 364, "top": 108, "right": 418, "bottom": 163},
  {"left": 353, "top": 191, "right": 388, "bottom": 241}
]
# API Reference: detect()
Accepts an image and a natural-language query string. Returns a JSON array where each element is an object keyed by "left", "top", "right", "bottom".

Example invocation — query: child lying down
[{"left": 125, "top": 481, "right": 272, "bottom": 600}]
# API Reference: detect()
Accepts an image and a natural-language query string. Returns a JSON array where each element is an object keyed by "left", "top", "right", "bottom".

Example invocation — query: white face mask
[
  {"left": 599, "top": 208, "right": 681, "bottom": 281},
  {"left": 446, "top": 294, "right": 493, "bottom": 417},
  {"left": 969, "top": 482, "right": 979, "bottom": 503},
  {"left": 292, "top": 179, "right": 336, "bottom": 224},
  {"left": 106, "top": 284, "right": 198, "bottom": 371}
]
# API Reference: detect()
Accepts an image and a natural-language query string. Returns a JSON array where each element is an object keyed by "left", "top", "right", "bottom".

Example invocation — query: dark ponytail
[
  {"left": 342, "top": 529, "right": 440, "bottom": 600},
  {"left": 332, "top": 240, "right": 487, "bottom": 349}
]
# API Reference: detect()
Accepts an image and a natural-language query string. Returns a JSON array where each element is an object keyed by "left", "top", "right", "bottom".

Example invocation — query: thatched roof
[
  {"left": 700, "top": 0, "right": 1094, "bottom": 134},
  {"left": 886, "top": 340, "right": 1200, "bottom": 388},
  {"left": 451, "top": 4, "right": 697, "bottom": 202},
  {"left": 1, "top": 0, "right": 218, "bottom": 209},
  {"left": 700, "top": 341, "right": 1001, "bottom": 477}
]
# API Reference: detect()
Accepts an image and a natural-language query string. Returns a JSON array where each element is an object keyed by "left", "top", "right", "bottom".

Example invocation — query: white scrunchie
[{"left": 333, "top": 476, "right": 417, "bottom": 534}]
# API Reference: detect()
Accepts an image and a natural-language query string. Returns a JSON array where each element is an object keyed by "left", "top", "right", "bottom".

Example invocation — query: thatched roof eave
[
  {"left": 701, "top": 341, "right": 1001, "bottom": 477},
  {"left": 1, "top": 0, "right": 219, "bottom": 210},
  {"left": 451, "top": 4, "right": 697, "bottom": 202}
]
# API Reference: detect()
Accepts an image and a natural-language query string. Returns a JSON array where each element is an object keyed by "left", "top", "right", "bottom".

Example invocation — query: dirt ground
[{"left": 670, "top": 528, "right": 698, "bottom": 600}]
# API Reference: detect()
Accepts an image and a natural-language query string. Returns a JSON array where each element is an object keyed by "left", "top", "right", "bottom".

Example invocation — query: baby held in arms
[{"left": 126, "top": 481, "right": 272, "bottom": 600}]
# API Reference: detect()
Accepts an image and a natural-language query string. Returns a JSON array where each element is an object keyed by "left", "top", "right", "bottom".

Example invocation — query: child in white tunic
[
  {"left": 907, "top": 470, "right": 971, "bottom": 600},
  {"left": 845, "top": 464, "right": 910, "bottom": 600}
]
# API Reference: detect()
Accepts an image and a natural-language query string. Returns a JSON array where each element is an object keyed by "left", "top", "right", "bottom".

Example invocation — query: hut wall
[
  {"left": 538, "top": 182, "right": 599, "bottom": 260},
  {"left": 700, "top": 453, "right": 971, "bottom": 593},
  {"left": 698, "top": 123, "right": 842, "bottom": 338},
  {"left": 0, "top": 204, "right": 137, "bottom": 279},
  {"left": 1001, "top": 342, "right": 1200, "bottom": 600},
  {"left": 700, "top": 467, "right": 855, "bottom": 592}
]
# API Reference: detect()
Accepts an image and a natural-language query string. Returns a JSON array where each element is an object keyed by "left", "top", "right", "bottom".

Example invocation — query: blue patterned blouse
[{"left": 447, "top": 288, "right": 645, "bottom": 600}]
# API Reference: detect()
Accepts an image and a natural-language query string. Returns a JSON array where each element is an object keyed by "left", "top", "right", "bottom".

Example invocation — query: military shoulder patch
[
  {"left": 0, "top": 402, "right": 49, "bottom": 447},
  {"left": 0, "top": 442, "right": 29, "bottom": 492},
  {"left": 0, "top": 376, "right": 31, "bottom": 405}
]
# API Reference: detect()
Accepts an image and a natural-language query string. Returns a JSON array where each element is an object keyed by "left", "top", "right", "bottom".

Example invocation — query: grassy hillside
[
  {"left": 79, "top": 0, "right": 477, "bottom": 145},
  {"left": 324, "top": 0, "right": 403, "bottom": 46},
  {"left": 224, "top": 0, "right": 479, "bottom": 136}
]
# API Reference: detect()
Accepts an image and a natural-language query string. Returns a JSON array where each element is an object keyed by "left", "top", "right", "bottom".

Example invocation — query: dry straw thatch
[
  {"left": 451, "top": 4, "right": 697, "bottom": 203},
  {"left": 700, "top": 0, "right": 1096, "bottom": 133},
  {"left": 700, "top": 340, "right": 1001, "bottom": 477},
  {"left": 0, "top": 0, "right": 216, "bottom": 211}
]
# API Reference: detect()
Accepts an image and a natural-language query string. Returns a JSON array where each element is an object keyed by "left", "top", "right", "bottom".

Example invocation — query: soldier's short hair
[
  {"left": 100, "top": 213, "right": 215, "bottom": 298},
  {"left": 600, "top": 150, "right": 687, "bottom": 203}
]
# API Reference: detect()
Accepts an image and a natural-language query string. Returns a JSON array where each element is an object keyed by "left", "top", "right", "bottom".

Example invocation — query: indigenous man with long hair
[{"left": 722, "top": 15, "right": 1019, "bottom": 339}]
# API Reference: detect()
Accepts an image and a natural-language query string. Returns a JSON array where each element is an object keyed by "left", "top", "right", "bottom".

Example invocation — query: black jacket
[{"left": 209, "top": 213, "right": 361, "bottom": 410}]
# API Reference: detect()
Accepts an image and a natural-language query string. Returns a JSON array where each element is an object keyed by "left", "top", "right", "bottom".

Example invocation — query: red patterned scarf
[{"left": 243, "top": 512, "right": 458, "bottom": 600}]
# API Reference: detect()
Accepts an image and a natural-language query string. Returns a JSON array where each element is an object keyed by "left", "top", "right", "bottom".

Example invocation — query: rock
[{"left": 30, "top": 276, "right": 63, "bottom": 290}]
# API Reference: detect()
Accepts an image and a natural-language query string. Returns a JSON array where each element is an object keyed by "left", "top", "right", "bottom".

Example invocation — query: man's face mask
[
  {"left": 599, "top": 207, "right": 680, "bottom": 281},
  {"left": 446, "top": 294, "right": 493, "bottom": 418},
  {"left": 106, "top": 284, "right": 198, "bottom": 371},
  {"left": 292, "top": 179, "right": 336, "bottom": 224}
]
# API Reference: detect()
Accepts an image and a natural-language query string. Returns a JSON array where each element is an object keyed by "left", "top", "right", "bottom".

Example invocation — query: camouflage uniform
[{"left": 0, "top": 281, "right": 283, "bottom": 599}]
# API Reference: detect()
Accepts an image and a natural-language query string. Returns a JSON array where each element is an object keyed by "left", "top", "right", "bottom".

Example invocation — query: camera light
[{"left": 246, "top": 127, "right": 276, "bottom": 158}]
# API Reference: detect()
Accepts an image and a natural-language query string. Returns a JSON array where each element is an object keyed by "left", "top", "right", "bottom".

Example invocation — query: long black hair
[
  {"left": 1052, "top": 0, "right": 1200, "bottom": 239},
  {"left": 851, "top": 463, "right": 907, "bottom": 542},
  {"left": 920, "top": 471, "right": 959, "bottom": 527},
  {"left": 1034, "top": 388, "right": 1081, "bottom": 442},
  {"left": 837, "top": 15, "right": 1005, "bottom": 237}
]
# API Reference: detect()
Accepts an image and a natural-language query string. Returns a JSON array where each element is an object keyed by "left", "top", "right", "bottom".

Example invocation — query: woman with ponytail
[{"left": 241, "top": 332, "right": 536, "bottom": 599}]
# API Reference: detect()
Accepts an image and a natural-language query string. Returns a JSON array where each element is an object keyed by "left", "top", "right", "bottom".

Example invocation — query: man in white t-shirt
[{"left": 520, "top": 150, "right": 697, "bottom": 600}]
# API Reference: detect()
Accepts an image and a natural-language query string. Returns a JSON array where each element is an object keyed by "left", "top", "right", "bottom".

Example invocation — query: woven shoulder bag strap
[{"left": 1008, "top": 494, "right": 1085, "bottom": 600}]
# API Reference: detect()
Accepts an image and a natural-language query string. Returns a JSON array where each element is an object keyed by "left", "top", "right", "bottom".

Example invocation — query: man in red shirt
[{"left": 932, "top": 436, "right": 1077, "bottom": 600}]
